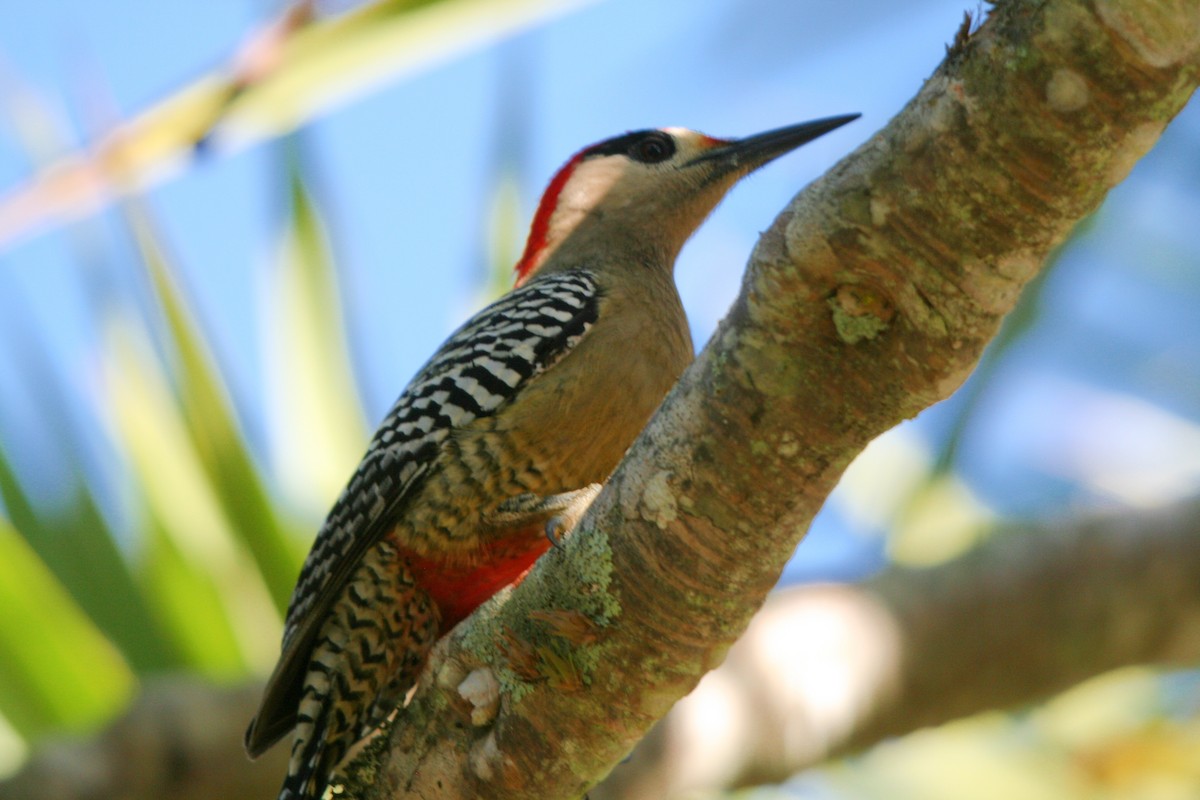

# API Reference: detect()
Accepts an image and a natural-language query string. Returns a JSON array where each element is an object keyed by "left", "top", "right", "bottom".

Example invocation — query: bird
[{"left": 245, "top": 113, "right": 859, "bottom": 800}]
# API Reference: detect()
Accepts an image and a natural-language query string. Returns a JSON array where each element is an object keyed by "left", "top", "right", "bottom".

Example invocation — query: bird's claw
[{"left": 545, "top": 517, "right": 567, "bottom": 550}]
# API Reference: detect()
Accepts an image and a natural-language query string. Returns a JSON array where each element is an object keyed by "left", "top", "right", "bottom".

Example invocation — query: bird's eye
[{"left": 629, "top": 134, "right": 675, "bottom": 164}]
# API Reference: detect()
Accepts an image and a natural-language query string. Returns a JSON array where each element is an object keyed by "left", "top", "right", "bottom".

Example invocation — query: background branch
[
  {"left": 0, "top": 682, "right": 285, "bottom": 800},
  {"left": 597, "top": 496, "right": 1200, "bottom": 798}
]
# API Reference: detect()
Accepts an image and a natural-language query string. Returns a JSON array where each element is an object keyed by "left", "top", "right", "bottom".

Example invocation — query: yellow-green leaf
[
  {"left": 0, "top": 516, "right": 133, "bottom": 739},
  {"left": 265, "top": 161, "right": 368, "bottom": 512}
]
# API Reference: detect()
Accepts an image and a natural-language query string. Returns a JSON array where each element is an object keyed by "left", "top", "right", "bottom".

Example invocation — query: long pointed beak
[{"left": 687, "top": 113, "right": 861, "bottom": 173}]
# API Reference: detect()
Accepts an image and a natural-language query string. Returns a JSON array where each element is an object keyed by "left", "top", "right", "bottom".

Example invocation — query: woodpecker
[{"left": 246, "top": 113, "right": 859, "bottom": 800}]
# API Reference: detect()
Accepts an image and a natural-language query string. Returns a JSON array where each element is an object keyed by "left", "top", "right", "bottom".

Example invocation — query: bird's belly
[{"left": 401, "top": 527, "right": 551, "bottom": 628}]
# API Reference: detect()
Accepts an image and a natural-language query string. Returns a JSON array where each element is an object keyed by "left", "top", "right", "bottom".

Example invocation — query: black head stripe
[{"left": 584, "top": 130, "right": 677, "bottom": 164}]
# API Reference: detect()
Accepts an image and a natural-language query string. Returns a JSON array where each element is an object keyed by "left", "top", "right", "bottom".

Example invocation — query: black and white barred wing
[{"left": 245, "top": 270, "right": 600, "bottom": 756}]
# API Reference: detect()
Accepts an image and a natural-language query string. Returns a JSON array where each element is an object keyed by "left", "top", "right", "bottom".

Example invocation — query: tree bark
[{"left": 341, "top": 1, "right": 1200, "bottom": 798}]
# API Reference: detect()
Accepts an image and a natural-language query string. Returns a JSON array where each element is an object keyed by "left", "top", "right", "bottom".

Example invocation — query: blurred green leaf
[
  {"left": 481, "top": 169, "right": 524, "bottom": 301},
  {"left": 140, "top": 512, "right": 247, "bottom": 677},
  {"left": 126, "top": 209, "right": 304, "bottom": 612},
  {"left": 0, "top": 417, "right": 177, "bottom": 673},
  {"left": 265, "top": 158, "right": 368, "bottom": 511},
  {"left": 102, "top": 316, "right": 280, "bottom": 673},
  {"left": 0, "top": 515, "right": 133, "bottom": 739},
  {"left": 887, "top": 473, "right": 993, "bottom": 566},
  {"left": 40, "top": 490, "right": 182, "bottom": 671}
]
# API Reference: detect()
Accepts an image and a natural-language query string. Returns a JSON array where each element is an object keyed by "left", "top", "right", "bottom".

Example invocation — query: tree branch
[
  {"left": 349, "top": 1, "right": 1199, "bottom": 797},
  {"left": 595, "top": 496, "right": 1200, "bottom": 798}
]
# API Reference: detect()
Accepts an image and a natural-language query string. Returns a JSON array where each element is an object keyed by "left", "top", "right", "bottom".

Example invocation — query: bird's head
[{"left": 514, "top": 114, "right": 860, "bottom": 285}]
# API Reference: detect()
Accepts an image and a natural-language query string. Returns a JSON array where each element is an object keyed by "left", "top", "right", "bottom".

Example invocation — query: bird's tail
[
  {"left": 278, "top": 694, "right": 344, "bottom": 800},
  {"left": 274, "top": 542, "right": 442, "bottom": 800}
]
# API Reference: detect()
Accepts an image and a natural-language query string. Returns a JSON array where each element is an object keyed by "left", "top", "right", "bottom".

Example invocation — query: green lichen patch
[
  {"left": 456, "top": 504, "right": 624, "bottom": 706},
  {"left": 827, "top": 284, "right": 894, "bottom": 344}
]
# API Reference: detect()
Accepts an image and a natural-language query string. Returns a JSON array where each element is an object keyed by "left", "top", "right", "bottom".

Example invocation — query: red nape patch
[
  {"left": 404, "top": 533, "right": 553, "bottom": 628},
  {"left": 513, "top": 149, "right": 587, "bottom": 287}
]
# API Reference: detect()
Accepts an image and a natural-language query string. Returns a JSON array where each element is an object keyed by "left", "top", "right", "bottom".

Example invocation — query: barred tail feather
[
  {"left": 276, "top": 541, "right": 441, "bottom": 800},
  {"left": 280, "top": 702, "right": 335, "bottom": 800}
]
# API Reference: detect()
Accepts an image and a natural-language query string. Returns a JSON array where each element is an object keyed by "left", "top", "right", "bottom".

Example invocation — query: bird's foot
[{"left": 490, "top": 484, "right": 602, "bottom": 549}]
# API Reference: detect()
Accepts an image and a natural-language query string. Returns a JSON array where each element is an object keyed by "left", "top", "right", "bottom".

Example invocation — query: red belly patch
[{"left": 403, "top": 533, "right": 552, "bottom": 629}]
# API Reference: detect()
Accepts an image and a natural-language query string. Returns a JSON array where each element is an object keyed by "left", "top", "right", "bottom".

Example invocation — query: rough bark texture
[{"left": 342, "top": 0, "right": 1200, "bottom": 797}]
